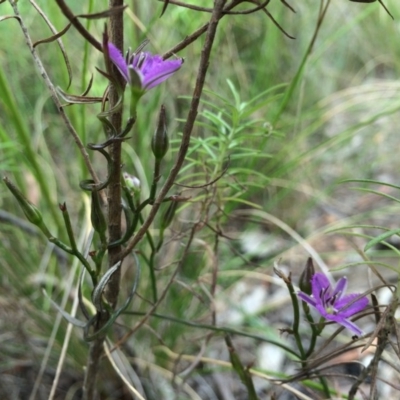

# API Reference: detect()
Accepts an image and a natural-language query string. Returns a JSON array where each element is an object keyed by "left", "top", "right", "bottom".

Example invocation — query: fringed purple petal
[
  {"left": 335, "top": 294, "right": 368, "bottom": 318},
  {"left": 108, "top": 44, "right": 182, "bottom": 91},
  {"left": 311, "top": 273, "right": 330, "bottom": 301},
  {"left": 326, "top": 314, "right": 364, "bottom": 336},
  {"left": 298, "top": 292, "right": 317, "bottom": 308},
  {"left": 142, "top": 58, "right": 183, "bottom": 90},
  {"left": 332, "top": 276, "right": 348, "bottom": 299},
  {"left": 107, "top": 43, "right": 129, "bottom": 82}
]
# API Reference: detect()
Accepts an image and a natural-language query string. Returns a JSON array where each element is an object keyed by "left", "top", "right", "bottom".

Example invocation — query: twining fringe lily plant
[{"left": 1, "top": 0, "right": 399, "bottom": 399}]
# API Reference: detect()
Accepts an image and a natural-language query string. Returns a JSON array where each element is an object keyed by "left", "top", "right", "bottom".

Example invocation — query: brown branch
[
  {"left": 223, "top": 0, "right": 272, "bottom": 15},
  {"left": 82, "top": 2, "right": 125, "bottom": 399},
  {"left": 104, "top": 3, "right": 125, "bottom": 308},
  {"left": 162, "top": 22, "right": 209, "bottom": 59},
  {"left": 55, "top": 0, "right": 103, "bottom": 52},
  {"left": 157, "top": 0, "right": 214, "bottom": 13},
  {"left": 157, "top": 0, "right": 271, "bottom": 15},
  {"left": 161, "top": 0, "right": 242, "bottom": 59}
]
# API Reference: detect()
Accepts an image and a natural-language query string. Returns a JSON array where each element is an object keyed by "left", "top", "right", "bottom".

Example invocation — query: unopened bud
[
  {"left": 91, "top": 190, "right": 107, "bottom": 236},
  {"left": 151, "top": 105, "right": 169, "bottom": 160},
  {"left": 160, "top": 198, "right": 178, "bottom": 231},
  {"left": 299, "top": 258, "right": 315, "bottom": 295},
  {"left": 4, "top": 177, "right": 43, "bottom": 226},
  {"left": 123, "top": 172, "right": 141, "bottom": 195}
]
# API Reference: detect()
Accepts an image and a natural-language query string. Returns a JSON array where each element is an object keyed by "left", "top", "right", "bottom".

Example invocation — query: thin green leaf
[
  {"left": 365, "top": 229, "right": 400, "bottom": 252},
  {"left": 92, "top": 261, "right": 121, "bottom": 312},
  {"left": 342, "top": 178, "right": 400, "bottom": 191},
  {"left": 43, "top": 289, "right": 87, "bottom": 328},
  {"left": 351, "top": 187, "right": 400, "bottom": 205},
  {"left": 331, "top": 261, "right": 399, "bottom": 273},
  {"left": 85, "top": 256, "right": 140, "bottom": 341},
  {"left": 222, "top": 197, "right": 263, "bottom": 209}
]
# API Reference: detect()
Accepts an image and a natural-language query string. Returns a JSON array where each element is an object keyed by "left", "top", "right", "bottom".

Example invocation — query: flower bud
[
  {"left": 151, "top": 105, "right": 169, "bottom": 161},
  {"left": 299, "top": 257, "right": 315, "bottom": 295},
  {"left": 123, "top": 172, "right": 141, "bottom": 196},
  {"left": 91, "top": 190, "right": 107, "bottom": 237},
  {"left": 3, "top": 177, "right": 43, "bottom": 226},
  {"left": 160, "top": 198, "right": 178, "bottom": 231}
]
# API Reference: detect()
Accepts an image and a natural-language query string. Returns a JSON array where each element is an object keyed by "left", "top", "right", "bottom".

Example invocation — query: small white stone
[{"left": 257, "top": 342, "right": 285, "bottom": 373}]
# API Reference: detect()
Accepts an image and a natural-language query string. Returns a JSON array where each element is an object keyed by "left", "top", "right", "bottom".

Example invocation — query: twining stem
[
  {"left": 303, "top": 303, "right": 322, "bottom": 358},
  {"left": 123, "top": 311, "right": 299, "bottom": 357},
  {"left": 105, "top": 0, "right": 124, "bottom": 306},
  {"left": 82, "top": 1, "right": 124, "bottom": 399},
  {"left": 59, "top": 203, "right": 97, "bottom": 284}
]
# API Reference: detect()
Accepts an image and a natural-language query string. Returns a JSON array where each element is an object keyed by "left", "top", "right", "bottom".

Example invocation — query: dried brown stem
[
  {"left": 158, "top": 0, "right": 212, "bottom": 12},
  {"left": 161, "top": 0, "right": 241, "bottom": 59},
  {"left": 55, "top": 0, "right": 103, "bottom": 52},
  {"left": 82, "top": 2, "right": 125, "bottom": 399},
  {"left": 157, "top": 0, "right": 271, "bottom": 15}
]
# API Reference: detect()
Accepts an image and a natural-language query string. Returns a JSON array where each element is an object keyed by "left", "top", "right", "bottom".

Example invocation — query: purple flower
[
  {"left": 107, "top": 42, "right": 183, "bottom": 91},
  {"left": 298, "top": 273, "right": 368, "bottom": 335}
]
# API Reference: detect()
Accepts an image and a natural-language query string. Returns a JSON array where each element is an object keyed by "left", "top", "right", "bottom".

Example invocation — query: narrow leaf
[
  {"left": 30, "top": 0, "right": 73, "bottom": 88},
  {"left": 77, "top": 5, "right": 127, "bottom": 19},
  {"left": 33, "top": 23, "right": 71, "bottom": 48},
  {"left": 86, "top": 256, "right": 140, "bottom": 341},
  {"left": 43, "top": 289, "right": 86, "bottom": 328},
  {"left": 364, "top": 228, "right": 400, "bottom": 252},
  {"left": 92, "top": 261, "right": 121, "bottom": 312}
]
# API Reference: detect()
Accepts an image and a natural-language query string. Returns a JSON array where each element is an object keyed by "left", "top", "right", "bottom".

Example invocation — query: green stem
[
  {"left": 286, "top": 279, "right": 305, "bottom": 359},
  {"left": 149, "top": 159, "right": 161, "bottom": 201},
  {"left": 59, "top": 203, "right": 77, "bottom": 250},
  {"left": 123, "top": 311, "right": 300, "bottom": 358},
  {"left": 139, "top": 213, "right": 157, "bottom": 303},
  {"left": 318, "top": 376, "right": 331, "bottom": 399},
  {"left": 303, "top": 303, "right": 319, "bottom": 358}
]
